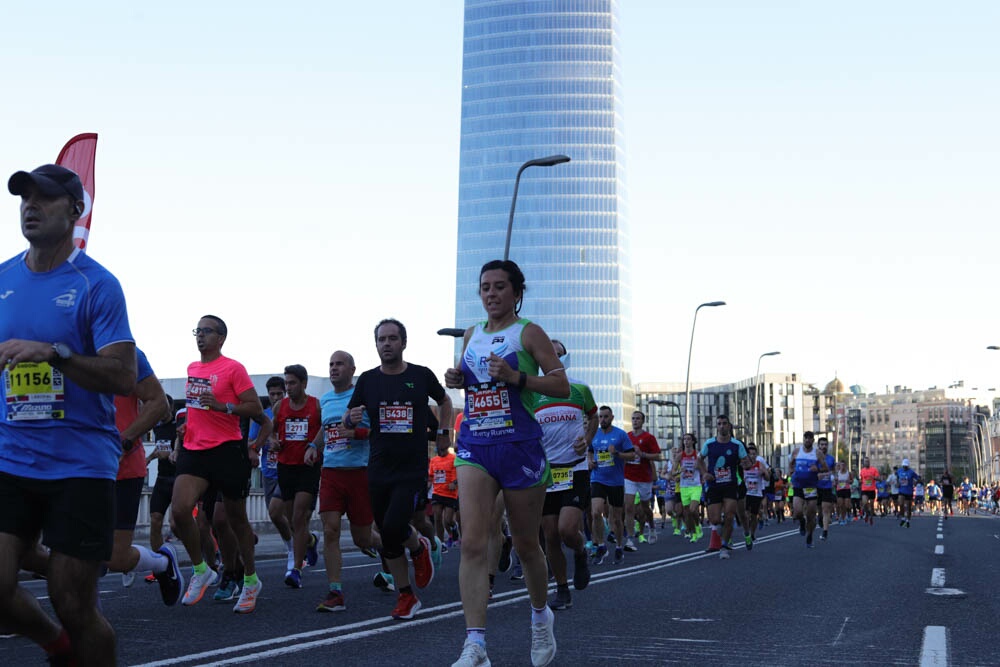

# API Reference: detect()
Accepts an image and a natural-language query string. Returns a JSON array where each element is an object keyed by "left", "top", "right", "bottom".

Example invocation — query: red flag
[{"left": 55, "top": 133, "right": 98, "bottom": 251}]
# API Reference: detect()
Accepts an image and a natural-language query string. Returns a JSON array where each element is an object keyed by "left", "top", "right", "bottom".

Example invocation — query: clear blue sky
[{"left": 2, "top": 1, "right": 998, "bottom": 395}]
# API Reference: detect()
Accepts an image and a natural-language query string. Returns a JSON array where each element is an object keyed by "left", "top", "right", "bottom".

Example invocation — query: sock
[
  {"left": 244, "top": 572, "right": 259, "bottom": 587},
  {"left": 672, "top": 517, "right": 679, "bottom": 529},
  {"left": 710, "top": 525, "right": 718, "bottom": 534},
  {"left": 282, "top": 538, "right": 293, "bottom": 551},
  {"left": 531, "top": 605, "right": 551, "bottom": 625},
  {"left": 329, "top": 582, "right": 342, "bottom": 593},
  {"left": 134, "top": 545, "right": 168, "bottom": 574},
  {"left": 286, "top": 549, "right": 296, "bottom": 571},
  {"left": 42, "top": 629, "right": 71, "bottom": 656},
  {"left": 467, "top": 628, "right": 486, "bottom": 647},
  {"left": 193, "top": 561, "right": 208, "bottom": 576}
]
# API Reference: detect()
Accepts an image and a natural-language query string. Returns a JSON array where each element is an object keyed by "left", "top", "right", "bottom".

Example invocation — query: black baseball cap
[{"left": 8, "top": 164, "right": 84, "bottom": 201}]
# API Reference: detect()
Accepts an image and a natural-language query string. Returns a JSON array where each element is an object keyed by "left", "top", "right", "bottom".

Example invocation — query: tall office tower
[{"left": 454, "top": 0, "right": 634, "bottom": 416}]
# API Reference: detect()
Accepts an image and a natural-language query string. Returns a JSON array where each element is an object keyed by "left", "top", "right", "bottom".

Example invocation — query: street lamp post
[
  {"left": 752, "top": 351, "right": 781, "bottom": 461},
  {"left": 504, "top": 155, "right": 571, "bottom": 261},
  {"left": 684, "top": 301, "right": 725, "bottom": 440},
  {"left": 649, "top": 399, "right": 684, "bottom": 448}
]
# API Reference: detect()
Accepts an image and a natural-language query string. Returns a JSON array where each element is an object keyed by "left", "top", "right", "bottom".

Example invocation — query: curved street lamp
[
  {"left": 684, "top": 301, "right": 725, "bottom": 439},
  {"left": 753, "top": 351, "right": 781, "bottom": 460},
  {"left": 504, "top": 155, "right": 571, "bottom": 261},
  {"left": 648, "top": 399, "right": 684, "bottom": 447}
]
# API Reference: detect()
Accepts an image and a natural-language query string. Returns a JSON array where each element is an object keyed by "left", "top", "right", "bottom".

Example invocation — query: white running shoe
[
  {"left": 451, "top": 639, "right": 491, "bottom": 667},
  {"left": 530, "top": 607, "right": 556, "bottom": 667},
  {"left": 233, "top": 579, "right": 262, "bottom": 614},
  {"left": 121, "top": 571, "right": 135, "bottom": 588},
  {"left": 182, "top": 567, "right": 215, "bottom": 606}
]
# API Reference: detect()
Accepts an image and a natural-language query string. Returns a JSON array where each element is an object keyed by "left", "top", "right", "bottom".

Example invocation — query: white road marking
[
  {"left": 832, "top": 616, "right": 849, "bottom": 645},
  {"left": 132, "top": 529, "right": 800, "bottom": 666},
  {"left": 935, "top": 533, "right": 943, "bottom": 540},
  {"left": 920, "top": 625, "right": 948, "bottom": 666},
  {"left": 930, "top": 568, "right": 945, "bottom": 587},
  {"left": 671, "top": 618, "right": 715, "bottom": 622},
  {"left": 934, "top": 545, "right": 944, "bottom": 555},
  {"left": 925, "top": 588, "right": 965, "bottom": 596}
]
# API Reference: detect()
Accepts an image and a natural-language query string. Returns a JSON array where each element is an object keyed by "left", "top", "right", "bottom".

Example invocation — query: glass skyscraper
[{"left": 454, "top": 0, "right": 634, "bottom": 417}]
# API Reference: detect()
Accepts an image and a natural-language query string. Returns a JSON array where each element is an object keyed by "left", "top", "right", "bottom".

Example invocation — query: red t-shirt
[
  {"left": 114, "top": 394, "right": 147, "bottom": 480},
  {"left": 184, "top": 356, "right": 255, "bottom": 450},
  {"left": 274, "top": 395, "right": 322, "bottom": 465},
  {"left": 624, "top": 431, "right": 661, "bottom": 483},
  {"left": 860, "top": 466, "right": 880, "bottom": 492},
  {"left": 429, "top": 453, "right": 458, "bottom": 499}
]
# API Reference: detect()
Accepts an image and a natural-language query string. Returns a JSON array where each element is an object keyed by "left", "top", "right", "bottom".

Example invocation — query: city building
[{"left": 453, "top": 0, "right": 634, "bottom": 417}]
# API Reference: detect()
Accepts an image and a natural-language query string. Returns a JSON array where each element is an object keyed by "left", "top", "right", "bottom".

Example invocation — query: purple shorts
[{"left": 455, "top": 438, "right": 552, "bottom": 490}]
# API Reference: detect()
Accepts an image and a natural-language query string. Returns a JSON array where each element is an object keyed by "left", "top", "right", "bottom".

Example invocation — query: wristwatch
[
  {"left": 437, "top": 429, "right": 450, "bottom": 436},
  {"left": 121, "top": 437, "right": 135, "bottom": 453},
  {"left": 225, "top": 403, "right": 235, "bottom": 414},
  {"left": 50, "top": 342, "right": 72, "bottom": 365}
]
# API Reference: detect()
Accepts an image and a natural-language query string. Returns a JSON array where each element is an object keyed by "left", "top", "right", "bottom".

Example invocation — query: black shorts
[
  {"left": 431, "top": 494, "right": 459, "bottom": 511},
  {"left": 706, "top": 484, "right": 739, "bottom": 504},
  {"left": 942, "top": 487, "right": 954, "bottom": 500},
  {"left": 115, "top": 477, "right": 145, "bottom": 531},
  {"left": 836, "top": 489, "right": 852, "bottom": 500},
  {"left": 590, "top": 481, "right": 625, "bottom": 508},
  {"left": 0, "top": 472, "right": 115, "bottom": 561},
  {"left": 150, "top": 476, "right": 175, "bottom": 515},
  {"left": 543, "top": 471, "right": 590, "bottom": 517},
  {"left": 793, "top": 487, "right": 819, "bottom": 501},
  {"left": 737, "top": 482, "right": 746, "bottom": 500},
  {"left": 745, "top": 495, "right": 763, "bottom": 514},
  {"left": 176, "top": 441, "right": 251, "bottom": 500},
  {"left": 861, "top": 491, "right": 876, "bottom": 502},
  {"left": 277, "top": 462, "right": 321, "bottom": 498},
  {"left": 898, "top": 492, "right": 913, "bottom": 502},
  {"left": 414, "top": 482, "right": 429, "bottom": 513},
  {"left": 818, "top": 488, "right": 835, "bottom": 504}
]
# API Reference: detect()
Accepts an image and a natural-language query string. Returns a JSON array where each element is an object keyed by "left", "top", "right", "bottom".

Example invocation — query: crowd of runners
[{"left": 2, "top": 164, "right": 998, "bottom": 667}]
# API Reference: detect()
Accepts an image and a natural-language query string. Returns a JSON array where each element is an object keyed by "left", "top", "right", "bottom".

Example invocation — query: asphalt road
[{"left": 3, "top": 511, "right": 999, "bottom": 666}]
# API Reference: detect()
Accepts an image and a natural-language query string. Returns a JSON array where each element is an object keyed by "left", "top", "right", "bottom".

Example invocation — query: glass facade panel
[{"left": 455, "top": 0, "right": 633, "bottom": 418}]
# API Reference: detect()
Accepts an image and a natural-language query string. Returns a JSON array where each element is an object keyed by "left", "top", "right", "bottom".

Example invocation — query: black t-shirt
[
  {"left": 348, "top": 363, "right": 446, "bottom": 483},
  {"left": 152, "top": 420, "right": 178, "bottom": 479}
]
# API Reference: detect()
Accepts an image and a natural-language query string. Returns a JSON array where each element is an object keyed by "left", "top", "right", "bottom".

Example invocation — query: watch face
[{"left": 54, "top": 343, "right": 71, "bottom": 360}]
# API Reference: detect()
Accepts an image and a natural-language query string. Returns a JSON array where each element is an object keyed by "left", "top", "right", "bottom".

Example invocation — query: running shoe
[
  {"left": 805, "top": 533, "right": 814, "bottom": 548},
  {"left": 316, "top": 590, "right": 346, "bottom": 612},
  {"left": 647, "top": 529, "right": 658, "bottom": 544},
  {"left": 624, "top": 537, "right": 638, "bottom": 552},
  {"left": 431, "top": 536, "right": 443, "bottom": 570},
  {"left": 799, "top": 518, "right": 806, "bottom": 536},
  {"left": 412, "top": 535, "right": 435, "bottom": 589},
  {"left": 613, "top": 547, "right": 624, "bottom": 565},
  {"left": 548, "top": 586, "right": 572, "bottom": 611},
  {"left": 906, "top": 520, "right": 911, "bottom": 528},
  {"left": 440, "top": 543, "right": 449, "bottom": 555},
  {"left": 637, "top": 534, "right": 648, "bottom": 544},
  {"left": 391, "top": 590, "right": 421, "bottom": 620},
  {"left": 121, "top": 571, "right": 135, "bottom": 588},
  {"left": 694, "top": 525, "right": 704, "bottom": 541},
  {"left": 233, "top": 579, "right": 261, "bottom": 614},
  {"left": 510, "top": 562, "right": 524, "bottom": 581},
  {"left": 213, "top": 574, "right": 241, "bottom": 601},
  {"left": 372, "top": 571, "right": 396, "bottom": 592},
  {"left": 154, "top": 544, "right": 184, "bottom": 606},
  {"left": 900, "top": 519, "right": 905, "bottom": 527},
  {"left": 584, "top": 540, "right": 595, "bottom": 556},
  {"left": 530, "top": 606, "right": 557, "bottom": 667},
  {"left": 182, "top": 567, "right": 215, "bottom": 606},
  {"left": 673, "top": 527, "right": 682, "bottom": 536},
  {"left": 573, "top": 550, "right": 591, "bottom": 590},
  {"left": 821, "top": 530, "right": 828, "bottom": 540},
  {"left": 285, "top": 568, "right": 302, "bottom": 589},
  {"left": 306, "top": 532, "right": 320, "bottom": 567},
  {"left": 144, "top": 573, "right": 157, "bottom": 584},
  {"left": 591, "top": 545, "right": 608, "bottom": 565},
  {"left": 498, "top": 535, "right": 513, "bottom": 573},
  {"left": 719, "top": 549, "right": 730, "bottom": 560},
  {"left": 361, "top": 546, "right": 379, "bottom": 559},
  {"left": 744, "top": 535, "right": 753, "bottom": 552},
  {"left": 606, "top": 531, "right": 617, "bottom": 545},
  {"left": 451, "top": 639, "right": 491, "bottom": 667}
]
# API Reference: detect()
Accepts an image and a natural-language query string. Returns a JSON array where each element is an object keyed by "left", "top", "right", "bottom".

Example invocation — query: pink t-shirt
[{"left": 184, "top": 355, "right": 254, "bottom": 450}]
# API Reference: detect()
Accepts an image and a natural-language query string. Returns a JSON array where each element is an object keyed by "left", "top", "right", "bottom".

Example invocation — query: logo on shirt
[
  {"left": 491, "top": 336, "right": 505, "bottom": 344},
  {"left": 405, "top": 382, "right": 414, "bottom": 388},
  {"left": 0, "top": 290, "right": 12, "bottom": 299},
  {"left": 53, "top": 289, "right": 77, "bottom": 308}
]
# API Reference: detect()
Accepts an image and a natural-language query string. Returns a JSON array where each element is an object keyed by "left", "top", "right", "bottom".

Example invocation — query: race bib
[
  {"left": 155, "top": 439, "right": 172, "bottom": 452},
  {"left": 548, "top": 466, "right": 573, "bottom": 492},
  {"left": 284, "top": 417, "right": 309, "bottom": 442},
  {"left": 596, "top": 450, "right": 614, "bottom": 468},
  {"left": 379, "top": 402, "right": 413, "bottom": 434},
  {"left": 804, "top": 487, "right": 818, "bottom": 499},
  {"left": 323, "top": 424, "right": 350, "bottom": 453},
  {"left": 265, "top": 447, "right": 278, "bottom": 470},
  {"left": 4, "top": 362, "right": 65, "bottom": 421},
  {"left": 185, "top": 376, "right": 213, "bottom": 410},
  {"left": 466, "top": 383, "right": 513, "bottom": 432},
  {"left": 746, "top": 479, "right": 759, "bottom": 493},
  {"left": 714, "top": 467, "right": 732, "bottom": 484},
  {"left": 433, "top": 470, "right": 447, "bottom": 484}
]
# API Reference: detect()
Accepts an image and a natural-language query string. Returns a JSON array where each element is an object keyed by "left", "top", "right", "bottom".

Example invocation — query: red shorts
[{"left": 319, "top": 467, "right": 373, "bottom": 525}]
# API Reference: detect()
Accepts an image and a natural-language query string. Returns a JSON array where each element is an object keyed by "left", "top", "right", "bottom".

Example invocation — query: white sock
[
  {"left": 531, "top": 605, "right": 553, "bottom": 625},
  {"left": 282, "top": 538, "right": 293, "bottom": 551},
  {"left": 286, "top": 549, "right": 296, "bottom": 571},
  {"left": 134, "top": 545, "right": 168, "bottom": 574}
]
